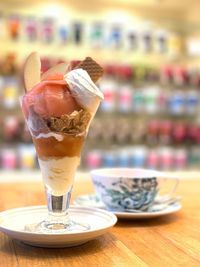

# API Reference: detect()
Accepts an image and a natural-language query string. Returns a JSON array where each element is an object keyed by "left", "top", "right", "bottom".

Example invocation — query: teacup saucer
[
  {"left": 0, "top": 205, "right": 117, "bottom": 248},
  {"left": 74, "top": 194, "right": 182, "bottom": 219}
]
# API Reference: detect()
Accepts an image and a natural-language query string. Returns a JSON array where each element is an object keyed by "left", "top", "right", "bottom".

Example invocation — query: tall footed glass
[
  {"left": 21, "top": 56, "right": 104, "bottom": 233},
  {"left": 21, "top": 96, "right": 93, "bottom": 233}
]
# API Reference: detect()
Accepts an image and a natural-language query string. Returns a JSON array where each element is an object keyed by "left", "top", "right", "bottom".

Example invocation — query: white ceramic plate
[
  {"left": 113, "top": 202, "right": 182, "bottom": 219},
  {"left": 0, "top": 205, "right": 117, "bottom": 248},
  {"left": 74, "top": 194, "right": 182, "bottom": 219}
]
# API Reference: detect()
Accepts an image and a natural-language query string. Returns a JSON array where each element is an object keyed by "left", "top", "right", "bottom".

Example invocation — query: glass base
[
  {"left": 40, "top": 219, "right": 90, "bottom": 233},
  {"left": 25, "top": 218, "right": 90, "bottom": 234},
  {"left": 24, "top": 188, "right": 90, "bottom": 234}
]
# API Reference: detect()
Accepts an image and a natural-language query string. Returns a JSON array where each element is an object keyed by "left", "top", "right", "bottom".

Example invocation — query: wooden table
[{"left": 0, "top": 177, "right": 200, "bottom": 267}]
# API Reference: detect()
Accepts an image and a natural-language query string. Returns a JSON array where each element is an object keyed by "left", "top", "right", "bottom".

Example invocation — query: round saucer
[
  {"left": 75, "top": 194, "right": 105, "bottom": 209},
  {"left": 0, "top": 205, "right": 117, "bottom": 248},
  {"left": 74, "top": 194, "right": 182, "bottom": 219},
  {"left": 112, "top": 202, "right": 182, "bottom": 219}
]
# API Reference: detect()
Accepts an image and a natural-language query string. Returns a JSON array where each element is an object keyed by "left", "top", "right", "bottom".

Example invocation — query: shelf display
[
  {"left": 0, "top": 11, "right": 185, "bottom": 60},
  {"left": 1, "top": 62, "right": 200, "bottom": 171},
  {"left": 0, "top": 5, "right": 200, "bottom": 171},
  {"left": 84, "top": 146, "right": 192, "bottom": 170}
]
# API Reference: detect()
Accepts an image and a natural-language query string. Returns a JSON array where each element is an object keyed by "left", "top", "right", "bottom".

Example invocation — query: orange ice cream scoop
[
  {"left": 23, "top": 73, "right": 80, "bottom": 119},
  {"left": 43, "top": 83, "right": 80, "bottom": 118}
]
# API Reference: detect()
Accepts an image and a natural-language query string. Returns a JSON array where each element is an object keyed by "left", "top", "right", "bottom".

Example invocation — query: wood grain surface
[{"left": 0, "top": 177, "right": 200, "bottom": 267}]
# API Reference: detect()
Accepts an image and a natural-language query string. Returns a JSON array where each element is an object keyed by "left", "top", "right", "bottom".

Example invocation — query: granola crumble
[{"left": 47, "top": 109, "right": 91, "bottom": 134}]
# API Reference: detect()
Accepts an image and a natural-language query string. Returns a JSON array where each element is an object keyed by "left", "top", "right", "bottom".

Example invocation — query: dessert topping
[{"left": 47, "top": 109, "right": 91, "bottom": 134}]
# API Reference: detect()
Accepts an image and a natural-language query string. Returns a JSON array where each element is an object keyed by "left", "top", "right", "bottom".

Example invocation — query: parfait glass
[
  {"left": 21, "top": 56, "right": 103, "bottom": 233},
  {"left": 21, "top": 96, "right": 92, "bottom": 233}
]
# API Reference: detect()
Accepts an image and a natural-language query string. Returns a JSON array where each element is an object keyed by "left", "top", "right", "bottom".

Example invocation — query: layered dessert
[{"left": 21, "top": 53, "right": 104, "bottom": 196}]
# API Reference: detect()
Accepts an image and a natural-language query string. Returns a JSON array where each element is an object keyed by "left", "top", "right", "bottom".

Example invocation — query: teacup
[{"left": 90, "top": 168, "right": 179, "bottom": 211}]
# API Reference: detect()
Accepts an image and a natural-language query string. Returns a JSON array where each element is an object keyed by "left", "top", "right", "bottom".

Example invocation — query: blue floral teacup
[{"left": 90, "top": 168, "right": 179, "bottom": 211}]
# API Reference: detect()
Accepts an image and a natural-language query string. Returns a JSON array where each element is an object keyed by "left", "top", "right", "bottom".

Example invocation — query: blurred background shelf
[{"left": 1, "top": 0, "right": 200, "bottom": 173}]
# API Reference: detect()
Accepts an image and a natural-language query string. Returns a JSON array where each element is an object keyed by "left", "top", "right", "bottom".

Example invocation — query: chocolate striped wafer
[{"left": 75, "top": 57, "right": 103, "bottom": 83}]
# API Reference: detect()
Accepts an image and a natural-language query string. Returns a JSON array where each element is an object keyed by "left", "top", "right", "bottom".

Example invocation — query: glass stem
[
  {"left": 46, "top": 188, "right": 72, "bottom": 215},
  {"left": 26, "top": 186, "right": 90, "bottom": 233},
  {"left": 43, "top": 187, "right": 73, "bottom": 230}
]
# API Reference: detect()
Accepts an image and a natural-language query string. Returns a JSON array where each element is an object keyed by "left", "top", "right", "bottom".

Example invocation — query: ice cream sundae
[{"left": 21, "top": 53, "right": 104, "bottom": 197}]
